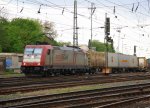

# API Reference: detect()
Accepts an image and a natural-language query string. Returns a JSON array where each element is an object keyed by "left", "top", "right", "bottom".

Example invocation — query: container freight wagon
[
  {"left": 87, "top": 51, "right": 105, "bottom": 71},
  {"left": 88, "top": 51, "right": 138, "bottom": 74},
  {"left": 105, "top": 53, "right": 138, "bottom": 73}
]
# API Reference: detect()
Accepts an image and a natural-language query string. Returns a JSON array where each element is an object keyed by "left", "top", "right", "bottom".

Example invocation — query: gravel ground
[{"left": 119, "top": 99, "right": 150, "bottom": 108}]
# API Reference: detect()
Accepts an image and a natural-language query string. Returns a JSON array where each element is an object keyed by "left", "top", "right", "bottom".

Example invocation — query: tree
[
  {"left": 0, "top": 17, "right": 60, "bottom": 52},
  {"left": 0, "top": 17, "right": 10, "bottom": 52},
  {"left": 43, "top": 21, "right": 57, "bottom": 39},
  {"left": 5, "top": 18, "right": 44, "bottom": 52},
  {"left": 0, "top": 45, "right": 2, "bottom": 52},
  {"left": 91, "top": 40, "right": 115, "bottom": 52}
]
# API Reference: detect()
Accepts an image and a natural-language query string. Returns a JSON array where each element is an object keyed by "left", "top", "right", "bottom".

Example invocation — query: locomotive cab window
[
  {"left": 34, "top": 48, "right": 43, "bottom": 54},
  {"left": 24, "top": 48, "right": 34, "bottom": 54},
  {"left": 24, "top": 48, "right": 43, "bottom": 55}
]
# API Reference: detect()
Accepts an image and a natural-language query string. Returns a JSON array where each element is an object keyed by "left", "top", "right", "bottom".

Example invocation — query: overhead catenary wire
[
  {"left": 1, "top": 0, "right": 150, "bottom": 53},
  {"left": 104, "top": 0, "right": 150, "bottom": 17},
  {"left": 2, "top": 0, "right": 149, "bottom": 30}
]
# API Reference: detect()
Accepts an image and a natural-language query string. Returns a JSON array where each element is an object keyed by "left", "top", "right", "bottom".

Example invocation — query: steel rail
[{"left": 1, "top": 83, "right": 150, "bottom": 108}]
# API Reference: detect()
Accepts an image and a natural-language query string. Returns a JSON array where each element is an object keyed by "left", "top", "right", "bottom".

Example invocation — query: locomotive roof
[{"left": 53, "top": 46, "right": 82, "bottom": 52}]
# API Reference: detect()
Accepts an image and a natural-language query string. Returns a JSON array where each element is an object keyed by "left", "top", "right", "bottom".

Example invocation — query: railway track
[
  {"left": 0, "top": 72, "right": 148, "bottom": 83},
  {"left": 0, "top": 72, "right": 149, "bottom": 87},
  {"left": 0, "top": 77, "right": 27, "bottom": 82},
  {"left": 96, "top": 95, "right": 150, "bottom": 108},
  {"left": 0, "top": 74, "right": 108, "bottom": 87},
  {"left": 1, "top": 72, "right": 150, "bottom": 95},
  {"left": 1, "top": 83, "right": 150, "bottom": 108},
  {"left": 0, "top": 72, "right": 149, "bottom": 86}
]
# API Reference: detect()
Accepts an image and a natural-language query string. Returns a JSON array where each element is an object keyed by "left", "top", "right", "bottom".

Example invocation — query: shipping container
[
  {"left": 87, "top": 50, "right": 105, "bottom": 67},
  {"left": 138, "top": 57, "right": 147, "bottom": 69},
  {"left": 107, "top": 53, "right": 138, "bottom": 68}
]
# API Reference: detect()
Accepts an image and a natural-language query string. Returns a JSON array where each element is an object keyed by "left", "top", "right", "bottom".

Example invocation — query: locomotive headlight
[
  {"left": 37, "top": 63, "right": 40, "bottom": 65},
  {"left": 24, "top": 63, "right": 26, "bottom": 65}
]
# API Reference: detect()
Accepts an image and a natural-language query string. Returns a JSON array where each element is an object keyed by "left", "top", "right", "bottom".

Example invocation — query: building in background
[{"left": 0, "top": 53, "right": 23, "bottom": 73}]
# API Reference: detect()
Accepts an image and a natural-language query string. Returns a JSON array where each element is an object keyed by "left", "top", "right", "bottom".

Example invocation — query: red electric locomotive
[{"left": 21, "top": 45, "right": 89, "bottom": 76}]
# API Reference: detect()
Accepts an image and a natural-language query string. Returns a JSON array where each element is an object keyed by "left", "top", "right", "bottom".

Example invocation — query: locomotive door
[{"left": 45, "top": 49, "right": 51, "bottom": 65}]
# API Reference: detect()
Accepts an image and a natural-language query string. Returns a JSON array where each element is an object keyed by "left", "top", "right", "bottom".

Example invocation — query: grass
[
  {"left": 0, "top": 84, "right": 103, "bottom": 100},
  {"left": 0, "top": 70, "right": 25, "bottom": 78}
]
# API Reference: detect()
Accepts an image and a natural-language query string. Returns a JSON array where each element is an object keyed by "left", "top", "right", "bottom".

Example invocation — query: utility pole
[
  {"left": 89, "top": 3, "right": 96, "bottom": 48},
  {"left": 134, "top": 45, "right": 136, "bottom": 56},
  {"left": 104, "top": 13, "right": 113, "bottom": 74},
  {"left": 105, "top": 13, "right": 108, "bottom": 73},
  {"left": 73, "top": 0, "right": 78, "bottom": 47}
]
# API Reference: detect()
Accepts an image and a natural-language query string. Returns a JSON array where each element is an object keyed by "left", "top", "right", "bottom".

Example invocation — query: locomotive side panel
[
  {"left": 75, "top": 52, "right": 88, "bottom": 68},
  {"left": 52, "top": 49, "right": 74, "bottom": 68},
  {"left": 51, "top": 47, "right": 87, "bottom": 69},
  {"left": 45, "top": 49, "right": 51, "bottom": 66}
]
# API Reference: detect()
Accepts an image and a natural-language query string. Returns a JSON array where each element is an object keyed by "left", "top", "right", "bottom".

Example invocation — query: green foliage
[
  {"left": 0, "top": 18, "right": 58, "bottom": 53},
  {"left": 91, "top": 40, "right": 115, "bottom": 52},
  {"left": 0, "top": 17, "right": 11, "bottom": 52},
  {"left": 6, "top": 18, "right": 44, "bottom": 52},
  {"left": 1, "top": 17, "right": 115, "bottom": 53},
  {"left": 0, "top": 45, "right": 2, "bottom": 52}
]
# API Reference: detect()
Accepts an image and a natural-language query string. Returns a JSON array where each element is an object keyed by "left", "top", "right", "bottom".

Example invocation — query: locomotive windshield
[
  {"left": 25, "top": 48, "right": 43, "bottom": 55},
  {"left": 23, "top": 48, "right": 43, "bottom": 63}
]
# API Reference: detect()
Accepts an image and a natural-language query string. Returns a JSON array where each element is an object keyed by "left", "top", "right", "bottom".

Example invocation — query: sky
[{"left": 1, "top": 0, "right": 150, "bottom": 57}]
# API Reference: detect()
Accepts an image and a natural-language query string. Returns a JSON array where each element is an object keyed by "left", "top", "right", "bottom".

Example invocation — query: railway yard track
[
  {"left": 1, "top": 82, "right": 150, "bottom": 108},
  {"left": 0, "top": 72, "right": 148, "bottom": 85},
  {"left": 1, "top": 72, "right": 150, "bottom": 95},
  {"left": 1, "top": 72, "right": 150, "bottom": 108}
]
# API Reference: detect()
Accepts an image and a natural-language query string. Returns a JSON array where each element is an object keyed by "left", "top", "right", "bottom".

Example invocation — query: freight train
[{"left": 21, "top": 45, "right": 147, "bottom": 76}]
